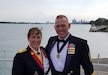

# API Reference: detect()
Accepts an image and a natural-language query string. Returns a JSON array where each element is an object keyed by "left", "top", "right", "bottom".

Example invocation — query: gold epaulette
[
  {"left": 92, "top": 71, "right": 96, "bottom": 75},
  {"left": 18, "top": 48, "right": 27, "bottom": 53}
]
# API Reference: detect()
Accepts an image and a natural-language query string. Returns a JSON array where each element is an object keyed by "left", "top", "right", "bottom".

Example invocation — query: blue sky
[{"left": 0, "top": 0, "right": 108, "bottom": 22}]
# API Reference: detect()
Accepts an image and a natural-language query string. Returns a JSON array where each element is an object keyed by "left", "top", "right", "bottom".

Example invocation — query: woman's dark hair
[{"left": 27, "top": 27, "right": 42, "bottom": 39}]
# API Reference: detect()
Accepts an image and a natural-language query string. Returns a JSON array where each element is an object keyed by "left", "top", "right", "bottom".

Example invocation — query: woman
[{"left": 12, "top": 27, "right": 49, "bottom": 75}]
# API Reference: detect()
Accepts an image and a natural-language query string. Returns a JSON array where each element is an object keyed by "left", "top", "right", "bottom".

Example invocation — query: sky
[{"left": 0, "top": 0, "right": 108, "bottom": 23}]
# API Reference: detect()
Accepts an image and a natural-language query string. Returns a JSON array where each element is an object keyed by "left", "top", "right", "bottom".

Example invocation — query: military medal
[
  {"left": 56, "top": 37, "right": 69, "bottom": 59},
  {"left": 68, "top": 43, "right": 75, "bottom": 54},
  {"left": 57, "top": 54, "right": 60, "bottom": 58}
]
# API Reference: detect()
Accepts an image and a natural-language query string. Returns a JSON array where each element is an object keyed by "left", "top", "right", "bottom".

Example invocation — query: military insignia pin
[{"left": 68, "top": 43, "right": 75, "bottom": 54}]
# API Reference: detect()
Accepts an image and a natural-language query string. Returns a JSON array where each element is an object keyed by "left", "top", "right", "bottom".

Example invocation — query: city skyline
[{"left": 0, "top": 0, "right": 108, "bottom": 23}]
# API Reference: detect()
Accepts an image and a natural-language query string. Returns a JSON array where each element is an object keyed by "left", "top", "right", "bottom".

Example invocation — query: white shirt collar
[
  {"left": 58, "top": 33, "right": 70, "bottom": 41},
  {"left": 29, "top": 45, "right": 40, "bottom": 54}
]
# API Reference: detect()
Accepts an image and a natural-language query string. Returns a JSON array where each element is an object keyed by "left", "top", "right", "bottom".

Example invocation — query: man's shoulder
[
  {"left": 50, "top": 36, "right": 57, "bottom": 39},
  {"left": 70, "top": 35, "right": 87, "bottom": 42},
  {"left": 47, "top": 36, "right": 58, "bottom": 44},
  {"left": 49, "top": 36, "right": 58, "bottom": 40}
]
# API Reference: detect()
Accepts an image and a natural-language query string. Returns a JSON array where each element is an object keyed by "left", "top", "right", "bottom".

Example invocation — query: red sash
[{"left": 30, "top": 49, "right": 44, "bottom": 70}]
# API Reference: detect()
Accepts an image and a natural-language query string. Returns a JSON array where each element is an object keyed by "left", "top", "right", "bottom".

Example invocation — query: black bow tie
[
  {"left": 37, "top": 52, "right": 40, "bottom": 55},
  {"left": 57, "top": 38, "right": 65, "bottom": 43}
]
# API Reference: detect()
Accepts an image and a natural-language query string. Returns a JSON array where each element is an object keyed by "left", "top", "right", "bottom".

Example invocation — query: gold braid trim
[
  {"left": 18, "top": 48, "right": 27, "bottom": 53},
  {"left": 91, "top": 71, "right": 96, "bottom": 75}
]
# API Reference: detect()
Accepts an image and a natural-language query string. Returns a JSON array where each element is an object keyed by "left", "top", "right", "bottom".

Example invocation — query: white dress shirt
[{"left": 50, "top": 34, "right": 69, "bottom": 72}]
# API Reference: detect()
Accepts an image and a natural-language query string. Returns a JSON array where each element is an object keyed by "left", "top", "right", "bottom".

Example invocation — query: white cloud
[{"left": 0, "top": 0, "right": 108, "bottom": 22}]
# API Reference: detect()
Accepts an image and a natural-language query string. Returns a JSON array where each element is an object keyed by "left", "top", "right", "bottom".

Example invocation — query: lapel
[
  {"left": 63, "top": 35, "right": 76, "bottom": 72},
  {"left": 47, "top": 36, "right": 58, "bottom": 69},
  {"left": 48, "top": 36, "right": 57, "bottom": 55},
  {"left": 26, "top": 46, "right": 44, "bottom": 71}
]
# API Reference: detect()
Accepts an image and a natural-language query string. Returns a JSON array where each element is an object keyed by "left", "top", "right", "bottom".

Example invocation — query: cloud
[{"left": 0, "top": 0, "right": 108, "bottom": 22}]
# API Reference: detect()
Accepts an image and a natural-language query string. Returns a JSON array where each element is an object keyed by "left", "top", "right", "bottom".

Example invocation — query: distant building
[
  {"left": 72, "top": 18, "right": 89, "bottom": 24},
  {"left": 72, "top": 18, "right": 77, "bottom": 24}
]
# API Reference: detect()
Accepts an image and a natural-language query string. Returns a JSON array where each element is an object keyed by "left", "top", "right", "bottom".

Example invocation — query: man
[{"left": 45, "top": 15, "right": 95, "bottom": 75}]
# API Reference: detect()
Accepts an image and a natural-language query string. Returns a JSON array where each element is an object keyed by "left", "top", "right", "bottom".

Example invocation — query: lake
[{"left": 0, "top": 23, "right": 108, "bottom": 75}]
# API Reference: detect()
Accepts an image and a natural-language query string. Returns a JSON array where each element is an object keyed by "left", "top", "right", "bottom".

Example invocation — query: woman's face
[{"left": 28, "top": 31, "right": 42, "bottom": 50}]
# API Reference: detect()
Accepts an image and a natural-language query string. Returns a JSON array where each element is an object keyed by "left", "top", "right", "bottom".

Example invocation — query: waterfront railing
[{"left": 0, "top": 59, "right": 108, "bottom": 75}]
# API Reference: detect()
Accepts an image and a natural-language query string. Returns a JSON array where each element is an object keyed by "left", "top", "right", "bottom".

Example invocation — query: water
[{"left": 0, "top": 23, "right": 108, "bottom": 75}]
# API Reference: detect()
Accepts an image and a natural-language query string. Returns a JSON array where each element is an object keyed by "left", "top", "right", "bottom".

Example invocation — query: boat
[{"left": 89, "top": 24, "right": 108, "bottom": 32}]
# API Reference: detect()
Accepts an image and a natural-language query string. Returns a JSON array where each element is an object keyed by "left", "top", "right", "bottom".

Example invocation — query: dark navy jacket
[
  {"left": 12, "top": 46, "right": 45, "bottom": 75},
  {"left": 45, "top": 34, "right": 94, "bottom": 75}
]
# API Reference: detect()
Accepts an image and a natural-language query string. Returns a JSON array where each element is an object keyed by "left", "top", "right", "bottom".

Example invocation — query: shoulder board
[{"left": 18, "top": 48, "right": 27, "bottom": 53}]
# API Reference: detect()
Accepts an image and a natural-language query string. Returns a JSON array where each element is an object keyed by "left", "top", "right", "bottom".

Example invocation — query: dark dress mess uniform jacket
[
  {"left": 12, "top": 46, "right": 46, "bottom": 75},
  {"left": 45, "top": 34, "right": 94, "bottom": 75}
]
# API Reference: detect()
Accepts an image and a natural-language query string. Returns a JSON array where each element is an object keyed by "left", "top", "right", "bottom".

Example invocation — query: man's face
[{"left": 54, "top": 17, "right": 70, "bottom": 39}]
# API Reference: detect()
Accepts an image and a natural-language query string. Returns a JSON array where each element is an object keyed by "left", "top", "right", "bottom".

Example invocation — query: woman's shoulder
[
  {"left": 14, "top": 48, "right": 27, "bottom": 59},
  {"left": 18, "top": 48, "right": 27, "bottom": 54}
]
